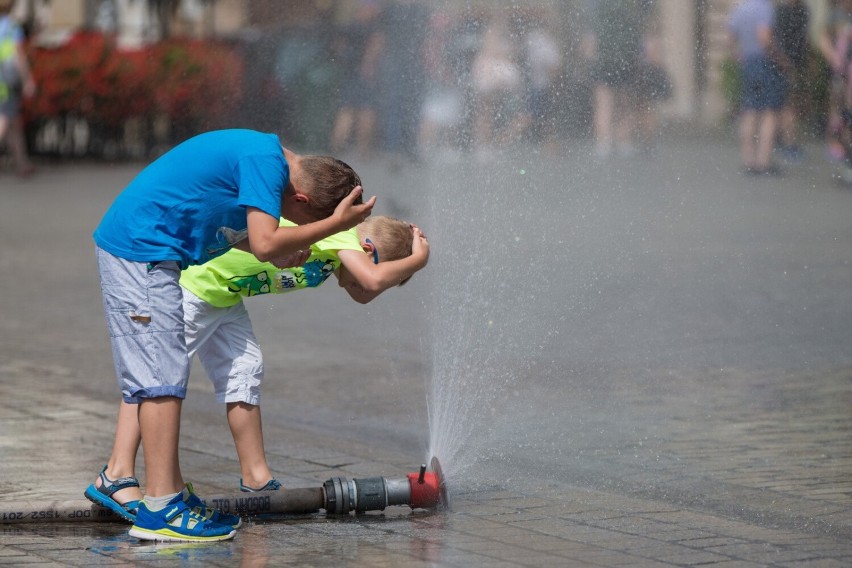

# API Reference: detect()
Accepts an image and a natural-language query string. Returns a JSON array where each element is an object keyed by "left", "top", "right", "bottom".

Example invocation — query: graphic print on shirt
[
  {"left": 274, "top": 257, "right": 336, "bottom": 292},
  {"left": 227, "top": 271, "right": 271, "bottom": 297}
]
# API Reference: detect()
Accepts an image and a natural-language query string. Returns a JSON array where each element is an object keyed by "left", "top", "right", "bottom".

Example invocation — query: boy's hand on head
[
  {"left": 411, "top": 225, "right": 430, "bottom": 266},
  {"left": 270, "top": 249, "right": 312, "bottom": 269},
  {"left": 333, "top": 186, "right": 376, "bottom": 231}
]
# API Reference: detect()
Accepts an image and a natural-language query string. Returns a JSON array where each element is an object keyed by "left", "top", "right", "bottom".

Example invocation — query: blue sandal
[
  {"left": 240, "top": 478, "right": 282, "bottom": 492},
  {"left": 84, "top": 465, "right": 141, "bottom": 522}
]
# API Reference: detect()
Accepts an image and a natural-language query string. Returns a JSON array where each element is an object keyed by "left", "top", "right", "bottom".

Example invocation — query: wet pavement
[{"left": 1, "top": 135, "right": 851, "bottom": 566}]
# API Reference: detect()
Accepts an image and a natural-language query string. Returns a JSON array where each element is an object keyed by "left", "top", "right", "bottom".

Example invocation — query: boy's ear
[
  {"left": 361, "top": 240, "right": 375, "bottom": 255},
  {"left": 291, "top": 192, "right": 310, "bottom": 204}
]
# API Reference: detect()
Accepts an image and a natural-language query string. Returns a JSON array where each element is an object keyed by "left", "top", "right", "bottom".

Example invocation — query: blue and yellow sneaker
[
  {"left": 129, "top": 493, "right": 235, "bottom": 542},
  {"left": 184, "top": 482, "right": 242, "bottom": 529}
]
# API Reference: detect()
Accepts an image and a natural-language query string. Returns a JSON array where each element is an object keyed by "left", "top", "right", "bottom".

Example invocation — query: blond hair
[
  {"left": 357, "top": 216, "right": 415, "bottom": 284},
  {"left": 296, "top": 155, "right": 362, "bottom": 218}
]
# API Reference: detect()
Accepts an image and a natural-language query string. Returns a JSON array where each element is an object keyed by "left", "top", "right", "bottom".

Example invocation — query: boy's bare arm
[
  {"left": 337, "top": 227, "right": 429, "bottom": 303},
  {"left": 243, "top": 188, "right": 375, "bottom": 262}
]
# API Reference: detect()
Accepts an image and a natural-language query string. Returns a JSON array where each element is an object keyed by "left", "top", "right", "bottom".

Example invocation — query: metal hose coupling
[{"left": 323, "top": 458, "right": 446, "bottom": 514}]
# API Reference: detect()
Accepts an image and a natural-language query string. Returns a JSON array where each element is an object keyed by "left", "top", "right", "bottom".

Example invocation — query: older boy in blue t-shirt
[{"left": 92, "top": 129, "right": 374, "bottom": 542}]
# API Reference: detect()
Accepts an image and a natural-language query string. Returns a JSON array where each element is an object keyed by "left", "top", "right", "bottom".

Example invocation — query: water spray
[{"left": 0, "top": 459, "right": 447, "bottom": 524}]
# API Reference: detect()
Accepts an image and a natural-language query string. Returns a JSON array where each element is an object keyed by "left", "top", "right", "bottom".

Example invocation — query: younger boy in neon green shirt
[{"left": 86, "top": 216, "right": 428, "bottom": 518}]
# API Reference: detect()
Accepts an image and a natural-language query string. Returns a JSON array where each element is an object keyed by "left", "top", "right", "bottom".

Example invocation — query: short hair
[
  {"left": 297, "top": 155, "right": 362, "bottom": 218},
  {"left": 357, "top": 216, "right": 416, "bottom": 285}
]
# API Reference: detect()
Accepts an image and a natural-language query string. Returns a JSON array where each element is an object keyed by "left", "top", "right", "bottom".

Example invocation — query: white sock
[{"left": 142, "top": 491, "right": 180, "bottom": 512}]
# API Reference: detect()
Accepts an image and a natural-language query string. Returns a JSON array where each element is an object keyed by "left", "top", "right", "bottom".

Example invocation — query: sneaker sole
[{"left": 128, "top": 526, "right": 236, "bottom": 542}]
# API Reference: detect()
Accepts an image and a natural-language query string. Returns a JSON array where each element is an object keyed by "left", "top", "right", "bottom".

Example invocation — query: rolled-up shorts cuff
[
  {"left": 220, "top": 381, "right": 261, "bottom": 406},
  {"left": 123, "top": 385, "right": 189, "bottom": 404}
]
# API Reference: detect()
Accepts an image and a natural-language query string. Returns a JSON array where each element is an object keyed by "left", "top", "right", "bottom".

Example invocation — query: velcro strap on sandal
[{"left": 97, "top": 471, "right": 140, "bottom": 497}]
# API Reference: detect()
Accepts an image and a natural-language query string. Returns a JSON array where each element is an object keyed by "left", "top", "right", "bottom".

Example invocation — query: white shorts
[{"left": 182, "top": 288, "right": 264, "bottom": 405}]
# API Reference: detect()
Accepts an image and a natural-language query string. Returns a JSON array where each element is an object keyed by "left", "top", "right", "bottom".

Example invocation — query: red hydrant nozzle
[{"left": 321, "top": 457, "right": 447, "bottom": 513}]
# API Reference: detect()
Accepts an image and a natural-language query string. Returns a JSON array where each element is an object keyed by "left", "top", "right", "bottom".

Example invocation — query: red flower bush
[
  {"left": 24, "top": 32, "right": 243, "bottom": 130},
  {"left": 148, "top": 38, "right": 243, "bottom": 128}
]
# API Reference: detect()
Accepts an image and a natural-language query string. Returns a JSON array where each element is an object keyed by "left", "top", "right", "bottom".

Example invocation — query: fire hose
[{"left": 0, "top": 458, "right": 447, "bottom": 524}]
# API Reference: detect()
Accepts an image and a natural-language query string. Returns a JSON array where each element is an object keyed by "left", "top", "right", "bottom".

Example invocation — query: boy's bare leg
[
  {"left": 94, "top": 400, "right": 143, "bottom": 503},
  {"left": 227, "top": 402, "right": 274, "bottom": 490},
  {"left": 138, "top": 397, "right": 185, "bottom": 497}
]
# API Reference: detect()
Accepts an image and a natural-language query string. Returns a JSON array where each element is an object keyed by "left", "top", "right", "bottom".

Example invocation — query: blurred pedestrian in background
[
  {"left": 728, "top": 0, "right": 786, "bottom": 176},
  {"left": 417, "top": 10, "right": 465, "bottom": 162},
  {"left": 330, "top": 0, "right": 384, "bottom": 160},
  {"left": 0, "top": 0, "right": 35, "bottom": 177},
  {"left": 818, "top": 0, "right": 852, "bottom": 178},
  {"left": 521, "top": 9, "right": 563, "bottom": 157},
  {"left": 774, "top": 0, "right": 810, "bottom": 164},
  {"left": 582, "top": 0, "right": 644, "bottom": 159},
  {"left": 378, "top": 0, "right": 428, "bottom": 169},
  {"left": 634, "top": 1, "right": 672, "bottom": 157},
  {"left": 470, "top": 11, "right": 525, "bottom": 162}
]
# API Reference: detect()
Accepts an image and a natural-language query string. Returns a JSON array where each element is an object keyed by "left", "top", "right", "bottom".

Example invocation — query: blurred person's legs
[
  {"left": 593, "top": 84, "right": 615, "bottom": 157},
  {"left": 528, "top": 86, "right": 560, "bottom": 156},
  {"left": 473, "top": 92, "right": 498, "bottom": 160},
  {"left": 0, "top": 111, "right": 34, "bottom": 177},
  {"left": 739, "top": 57, "right": 784, "bottom": 174},
  {"left": 780, "top": 104, "right": 799, "bottom": 154},
  {"left": 354, "top": 107, "right": 377, "bottom": 160},
  {"left": 756, "top": 109, "right": 779, "bottom": 168},
  {"left": 330, "top": 107, "right": 356, "bottom": 153},
  {"left": 383, "top": 89, "right": 421, "bottom": 164},
  {"left": 633, "top": 63, "right": 671, "bottom": 156},
  {"left": 825, "top": 77, "right": 847, "bottom": 162},
  {"left": 418, "top": 87, "right": 463, "bottom": 160},
  {"left": 739, "top": 109, "right": 759, "bottom": 169},
  {"left": 635, "top": 99, "right": 659, "bottom": 156},
  {"left": 739, "top": 109, "right": 780, "bottom": 174},
  {"left": 613, "top": 87, "right": 635, "bottom": 156},
  {"left": 834, "top": 108, "right": 852, "bottom": 183},
  {"left": 779, "top": 64, "right": 806, "bottom": 161},
  {"left": 499, "top": 90, "right": 531, "bottom": 147}
]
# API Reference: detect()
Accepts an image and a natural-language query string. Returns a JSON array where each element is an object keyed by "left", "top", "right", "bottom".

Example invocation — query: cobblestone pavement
[{"left": 1, "top": 137, "right": 851, "bottom": 566}]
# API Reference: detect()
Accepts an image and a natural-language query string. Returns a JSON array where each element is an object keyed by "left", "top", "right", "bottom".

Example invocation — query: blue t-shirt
[
  {"left": 94, "top": 129, "right": 289, "bottom": 268},
  {"left": 728, "top": 0, "right": 775, "bottom": 61}
]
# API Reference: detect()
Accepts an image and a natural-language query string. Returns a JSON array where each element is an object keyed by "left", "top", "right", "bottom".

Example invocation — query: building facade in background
[{"left": 6, "top": 0, "right": 832, "bottom": 130}]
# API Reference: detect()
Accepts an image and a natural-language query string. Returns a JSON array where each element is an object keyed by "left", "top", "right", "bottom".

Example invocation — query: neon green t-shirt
[{"left": 180, "top": 218, "right": 362, "bottom": 308}]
